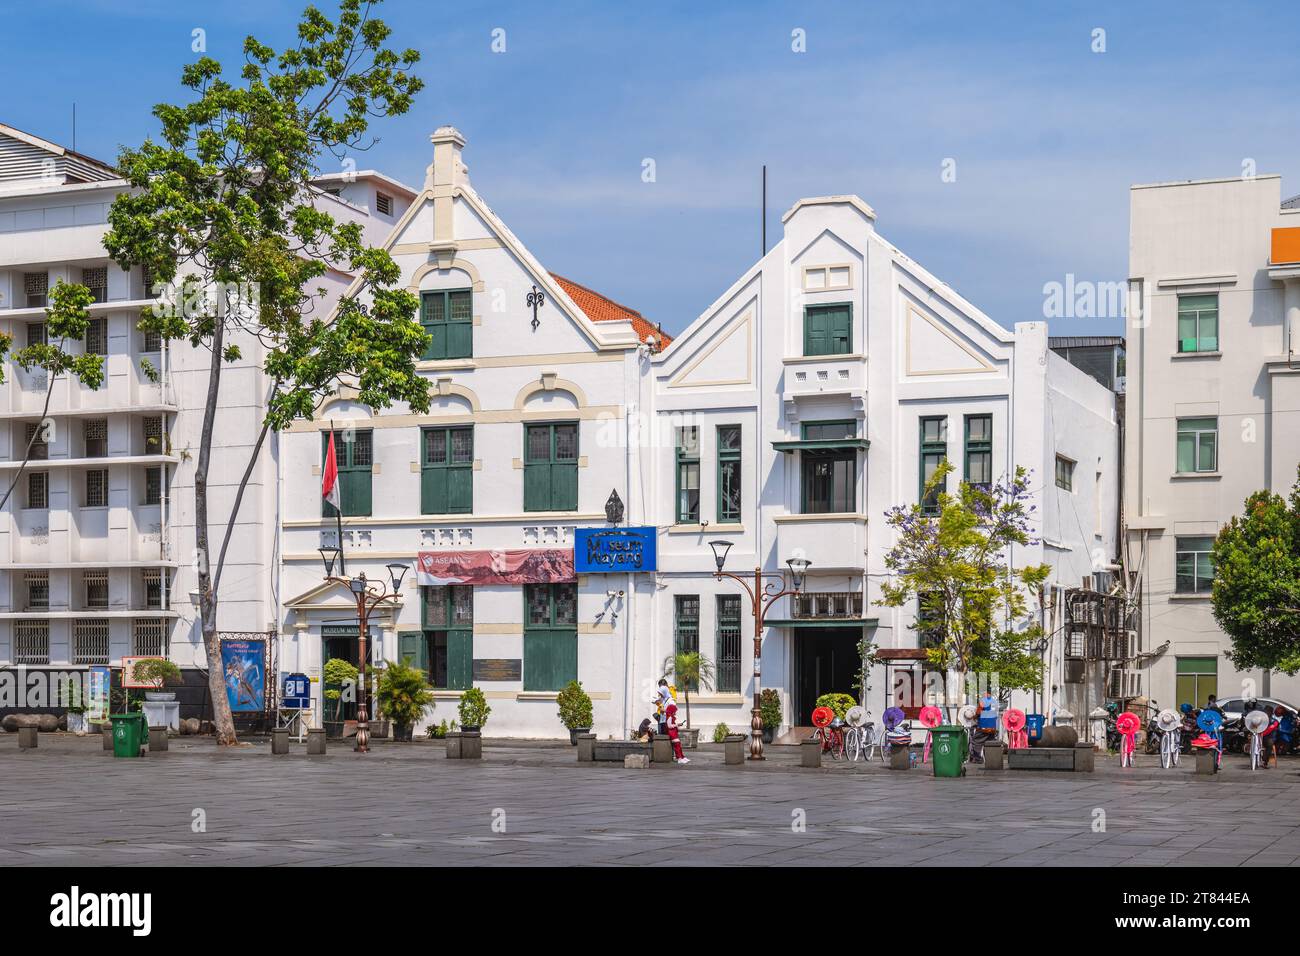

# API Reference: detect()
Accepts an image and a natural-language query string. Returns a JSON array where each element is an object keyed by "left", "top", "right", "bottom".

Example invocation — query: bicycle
[
  {"left": 1160, "top": 726, "right": 1180, "bottom": 769},
  {"left": 812, "top": 720, "right": 846, "bottom": 760},
  {"left": 844, "top": 714, "right": 879, "bottom": 762}
]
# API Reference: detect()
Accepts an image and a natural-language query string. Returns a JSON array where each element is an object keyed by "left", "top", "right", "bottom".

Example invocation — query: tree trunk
[{"left": 195, "top": 309, "right": 237, "bottom": 746}]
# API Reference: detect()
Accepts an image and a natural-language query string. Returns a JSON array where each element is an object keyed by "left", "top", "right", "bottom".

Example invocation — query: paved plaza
[{"left": 3, "top": 734, "right": 1299, "bottom": 866}]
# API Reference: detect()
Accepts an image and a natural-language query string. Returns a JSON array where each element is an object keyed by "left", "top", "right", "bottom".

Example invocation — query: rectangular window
[
  {"left": 675, "top": 426, "right": 700, "bottom": 523},
  {"left": 27, "top": 471, "right": 48, "bottom": 509},
  {"left": 523, "top": 583, "right": 578, "bottom": 691},
  {"left": 716, "top": 425, "right": 742, "bottom": 523},
  {"left": 375, "top": 192, "right": 393, "bottom": 215},
  {"left": 24, "top": 272, "right": 49, "bottom": 308},
  {"left": 84, "top": 569, "right": 109, "bottom": 609},
  {"left": 919, "top": 416, "right": 948, "bottom": 514},
  {"left": 143, "top": 416, "right": 163, "bottom": 452},
  {"left": 321, "top": 429, "right": 372, "bottom": 517},
  {"left": 81, "top": 267, "right": 108, "bottom": 303},
  {"left": 916, "top": 591, "right": 945, "bottom": 649},
  {"left": 802, "top": 452, "right": 855, "bottom": 513},
  {"left": 74, "top": 619, "right": 110, "bottom": 664},
  {"left": 420, "top": 289, "right": 473, "bottom": 360},
  {"left": 143, "top": 466, "right": 162, "bottom": 506},
  {"left": 1177, "top": 293, "right": 1219, "bottom": 353},
  {"left": 143, "top": 569, "right": 165, "bottom": 610},
  {"left": 523, "top": 422, "right": 578, "bottom": 512},
  {"left": 1175, "top": 535, "right": 1216, "bottom": 594},
  {"left": 24, "top": 422, "right": 48, "bottom": 460},
  {"left": 26, "top": 322, "right": 47, "bottom": 347},
  {"left": 412, "top": 585, "right": 473, "bottom": 689},
  {"left": 84, "top": 418, "right": 108, "bottom": 458},
  {"left": 964, "top": 414, "right": 992, "bottom": 490},
  {"left": 1176, "top": 417, "right": 1217, "bottom": 473},
  {"left": 25, "top": 571, "right": 48, "bottom": 611},
  {"left": 716, "top": 595, "right": 742, "bottom": 694},
  {"left": 85, "top": 469, "right": 108, "bottom": 508},
  {"left": 1175, "top": 656, "right": 1217, "bottom": 708},
  {"left": 421, "top": 426, "right": 473, "bottom": 514},
  {"left": 14, "top": 620, "right": 49, "bottom": 665},
  {"left": 141, "top": 325, "right": 162, "bottom": 353},
  {"left": 1055, "top": 454, "right": 1075, "bottom": 491},
  {"left": 803, "top": 303, "right": 852, "bottom": 356},
  {"left": 802, "top": 420, "right": 856, "bottom": 441},
  {"left": 85, "top": 316, "right": 108, "bottom": 354},
  {"left": 132, "top": 618, "right": 169, "bottom": 657},
  {"left": 673, "top": 594, "right": 701, "bottom": 690}
]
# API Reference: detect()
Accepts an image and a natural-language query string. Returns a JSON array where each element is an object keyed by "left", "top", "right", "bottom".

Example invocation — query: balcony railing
[{"left": 791, "top": 591, "right": 863, "bottom": 620}]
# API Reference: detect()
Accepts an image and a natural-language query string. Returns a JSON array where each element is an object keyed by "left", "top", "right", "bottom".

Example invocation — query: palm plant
[{"left": 662, "top": 650, "right": 715, "bottom": 729}]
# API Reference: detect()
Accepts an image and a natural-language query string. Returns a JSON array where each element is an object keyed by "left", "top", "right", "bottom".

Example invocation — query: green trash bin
[
  {"left": 110, "top": 713, "right": 146, "bottom": 758},
  {"left": 931, "top": 725, "right": 968, "bottom": 778}
]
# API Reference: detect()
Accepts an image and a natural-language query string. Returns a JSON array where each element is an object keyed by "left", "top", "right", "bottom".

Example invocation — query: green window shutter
[
  {"left": 447, "top": 465, "right": 473, "bottom": 513},
  {"left": 446, "top": 629, "right": 473, "bottom": 690},
  {"left": 422, "top": 465, "right": 447, "bottom": 514},
  {"left": 322, "top": 430, "right": 373, "bottom": 517},
  {"left": 421, "top": 290, "right": 474, "bottom": 360},
  {"left": 829, "top": 306, "right": 851, "bottom": 354},
  {"left": 524, "top": 461, "right": 551, "bottom": 512},
  {"left": 804, "top": 308, "right": 828, "bottom": 355},
  {"left": 524, "top": 631, "right": 576, "bottom": 691},
  {"left": 523, "top": 423, "right": 577, "bottom": 511},
  {"left": 804, "top": 305, "right": 851, "bottom": 355},
  {"left": 552, "top": 461, "right": 578, "bottom": 510},
  {"left": 398, "top": 631, "right": 426, "bottom": 671}
]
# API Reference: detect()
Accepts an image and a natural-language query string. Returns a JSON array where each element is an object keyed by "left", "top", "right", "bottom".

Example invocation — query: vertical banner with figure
[
  {"left": 86, "top": 666, "right": 111, "bottom": 722},
  {"left": 221, "top": 639, "right": 267, "bottom": 713}
]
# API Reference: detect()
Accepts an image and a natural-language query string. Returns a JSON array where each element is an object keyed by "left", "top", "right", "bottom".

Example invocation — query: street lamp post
[
  {"left": 709, "top": 540, "right": 811, "bottom": 761},
  {"left": 319, "top": 547, "right": 408, "bottom": 753}
]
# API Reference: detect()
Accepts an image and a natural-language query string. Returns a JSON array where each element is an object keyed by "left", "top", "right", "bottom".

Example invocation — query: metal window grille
[
  {"left": 82, "top": 267, "right": 108, "bottom": 303},
  {"left": 27, "top": 471, "right": 48, "bottom": 509},
  {"left": 84, "top": 418, "right": 108, "bottom": 457},
  {"left": 25, "top": 571, "right": 49, "bottom": 610},
  {"left": 716, "top": 595, "right": 742, "bottom": 693},
  {"left": 84, "top": 569, "right": 109, "bottom": 608},
  {"left": 132, "top": 618, "right": 169, "bottom": 657},
  {"left": 24, "top": 422, "right": 48, "bottom": 460},
  {"left": 85, "top": 316, "right": 108, "bottom": 354},
  {"left": 143, "top": 569, "right": 165, "bottom": 609},
  {"left": 25, "top": 322, "right": 47, "bottom": 347},
  {"left": 14, "top": 620, "right": 49, "bottom": 664},
  {"left": 85, "top": 469, "right": 108, "bottom": 508},
  {"left": 144, "top": 466, "right": 162, "bottom": 505},
  {"left": 143, "top": 416, "right": 163, "bottom": 451},
  {"left": 141, "top": 326, "right": 161, "bottom": 353},
  {"left": 74, "top": 619, "right": 111, "bottom": 664},
  {"left": 24, "top": 272, "right": 48, "bottom": 307}
]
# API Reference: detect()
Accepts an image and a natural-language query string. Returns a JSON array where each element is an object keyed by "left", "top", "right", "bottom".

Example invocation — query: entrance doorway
[
  {"left": 793, "top": 626, "right": 861, "bottom": 724},
  {"left": 321, "top": 627, "right": 359, "bottom": 722}
]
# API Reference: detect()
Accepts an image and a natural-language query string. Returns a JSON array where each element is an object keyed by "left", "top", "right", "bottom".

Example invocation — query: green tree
[
  {"left": 662, "top": 650, "right": 716, "bottom": 729},
  {"left": 101, "top": 0, "right": 426, "bottom": 745},
  {"left": 877, "top": 461, "right": 1049, "bottom": 705},
  {"left": 1211, "top": 470, "right": 1300, "bottom": 673}
]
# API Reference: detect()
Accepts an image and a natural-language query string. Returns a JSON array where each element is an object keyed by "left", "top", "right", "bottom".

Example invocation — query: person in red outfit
[{"left": 665, "top": 702, "right": 689, "bottom": 764}]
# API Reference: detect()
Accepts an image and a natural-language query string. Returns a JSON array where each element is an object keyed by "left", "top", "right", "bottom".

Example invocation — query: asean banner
[{"left": 416, "top": 549, "right": 575, "bottom": 586}]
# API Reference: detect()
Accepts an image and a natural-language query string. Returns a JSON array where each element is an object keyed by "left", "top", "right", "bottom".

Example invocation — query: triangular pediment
[
  {"left": 905, "top": 305, "right": 997, "bottom": 376},
  {"left": 668, "top": 308, "right": 753, "bottom": 388}
]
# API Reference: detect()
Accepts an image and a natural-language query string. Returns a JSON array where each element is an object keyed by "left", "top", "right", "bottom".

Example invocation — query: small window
[
  {"left": 1055, "top": 455, "right": 1076, "bottom": 491},
  {"left": 1176, "top": 417, "right": 1218, "bottom": 473},
  {"left": 24, "top": 422, "right": 49, "bottom": 460},
  {"left": 74, "top": 619, "right": 110, "bottom": 665},
  {"left": 716, "top": 595, "right": 742, "bottom": 693},
  {"left": 803, "top": 304, "right": 852, "bottom": 356},
  {"left": 802, "top": 420, "right": 856, "bottom": 441},
  {"left": 143, "top": 416, "right": 164, "bottom": 453},
  {"left": 13, "top": 620, "right": 50, "bottom": 665},
  {"left": 964, "top": 415, "right": 992, "bottom": 490},
  {"left": 84, "top": 569, "right": 109, "bottom": 609},
  {"left": 419, "top": 289, "right": 473, "bottom": 360},
  {"left": 132, "top": 618, "right": 169, "bottom": 657},
  {"left": 85, "top": 316, "right": 108, "bottom": 355},
  {"left": 1175, "top": 656, "right": 1217, "bottom": 708},
  {"left": 25, "top": 571, "right": 49, "bottom": 611},
  {"left": 143, "top": 569, "right": 166, "bottom": 610},
  {"left": 674, "top": 596, "right": 701, "bottom": 688},
  {"left": 375, "top": 192, "right": 393, "bottom": 215},
  {"left": 675, "top": 426, "right": 700, "bottom": 523},
  {"left": 26, "top": 322, "right": 47, "bottom": 347},
  {"left": 1177, "top": 293, "right": 1218, "bottom": 353},
  {"left": 1175, "top": 535, "right": 1216, "bottom": 594},
  {"left": 26, "top": 471, "right": 48, "bottom": 509},
  {"left": 144, "top": 466, "right": 162, "bottom": 506},
  {"left": 84, "top": 419, "right": 108, "bottom": 458},
  {"left": 717, "top": 425, "right": 742, "bottom": 523},
  {"left": 82, "top": 266, "right": 108, "bottom": 303},
  {"left": 140, "top": 324, "right": 161, "bottom": 353},
  {"left": 24, "top": 272, "right": 48, "bottom": 308},
  {"left": 85, "top": 469, "right": 109, "bottom": 508},
  {"left": 920, "top": 416, "right": 948, "bottom": 513}
]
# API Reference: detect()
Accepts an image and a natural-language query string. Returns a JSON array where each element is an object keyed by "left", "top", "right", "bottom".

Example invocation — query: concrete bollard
[
  {"left": 1195, "top": 748, "right": 1218, "bottom": 775},
  {"left": 460, "top": 730, "right": 482, "bottom": 759},
  {"left": 984, "top": 742, "right": 1005, "bottom": 770},
  {"left": 723, "top": 734, "right": 746, "bottom": 765},
  {"left": 306, "top": 727, "right": 326, "bottom": 755},
  {"left": 148, "top": 726, "right": 168, "bottom": 752},
  {"left": 103, "top": 724, "right": 114, "bottom": 751},
  {"left": 445, "top": 731, "right": 463, "bottom": 759},
  {"left": 800, "top": 738, "right": 822, "bottom": 768},
  {"left": 272, "top": 728, "right": 290, "bottom": 755},
  {"left": 576, "top": 733, "right": 596, "bottom": 762},
  {"left": 890, "top": 745, "right": 911, "bottom": 770},
  {"left": 624, "top": 753, "right": 650, "bottom": 769},
  {"left": 18, "top": 726, "right": 37, "bottom": 750},
  {"left": 652, "top": 736, "right": 673, "bottom": 764},
  {"left": 1074, "top": 743, "right": 1096, "bottom": 772}
]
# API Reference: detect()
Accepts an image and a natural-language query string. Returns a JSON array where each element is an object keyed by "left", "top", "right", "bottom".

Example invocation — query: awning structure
[
  {"left": 764, "top": 617, "right": 878, "bottom": 629},
  {"left": 771, "top": 438, "right": 871, "bottom": 454}
]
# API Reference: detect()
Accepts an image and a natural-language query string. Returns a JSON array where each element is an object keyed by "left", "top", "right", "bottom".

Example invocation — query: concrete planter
[
  {"left": 272, "top": 728, "right": 290, "bottom": 755},
  {"left": 567, "top": 727, "right": 591, "bottom": 745},
  {"left": 983, "top": 742, "right": 1005, "bottom": 770},
  {"left": 148, "top": 726, "right": 168, "bottom": 752},
  {"left": 652, "top": 736, "right": 673, "bottom": 763},
  {"left": 306, "top": 728, "right": 327, "bottom": 755},
  {"left": 800, "top": 738, "right": 822, "bottom": 768},
  {"left": 576, "top": 733, "right": 596, "bottom": 762},
  {"left": 18, "top": 726, "right": 37, "bottom": 749},
  {"left": 723, "top": 734, "right": 747, "bottom": 765},
  {"left": 446, "top": 730, "right": 482, "bottom": 759},
  {"left": 680, "top": 727, "right": 700, "bottom": 750}
]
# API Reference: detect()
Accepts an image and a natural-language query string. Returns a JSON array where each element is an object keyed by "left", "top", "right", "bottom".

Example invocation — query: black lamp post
[
  {"left": 709, "top": 541, "right": 811, "bottom": 760},
  {"left": 319, "top": 551, "right": 408, "bottom": 753}
]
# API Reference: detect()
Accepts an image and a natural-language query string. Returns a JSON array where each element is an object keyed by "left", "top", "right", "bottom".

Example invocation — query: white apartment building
[
  {"left": 0, "top": 121, "right": 399, "bottom": 715},
  {"left": 1127, "top": 174, "right": 1300, "bottom": 711},
  {"left": 277, "top": 128, "right": 659, "bottom": 738},
  {"left": 636, "top": 195, "right": 1120, "bottom": 736}
]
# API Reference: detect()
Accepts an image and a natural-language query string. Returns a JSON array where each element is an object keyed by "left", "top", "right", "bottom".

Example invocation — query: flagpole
[{"left": 330, "top": 419, "right": 344, "bottom": 575}]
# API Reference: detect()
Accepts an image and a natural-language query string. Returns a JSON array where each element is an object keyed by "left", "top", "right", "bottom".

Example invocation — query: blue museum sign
[{"left": 574, "top": 526, "right": 657, "bottom": 573}]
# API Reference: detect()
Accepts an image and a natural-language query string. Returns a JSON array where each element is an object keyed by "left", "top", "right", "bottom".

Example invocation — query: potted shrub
[
  {"left": 816, "top": 692, "right": 857, "bottom": 722},
  {"left": 426, "top": 719, "right": 458, "bottom": 740},
  {"left": 760, "top": 688, "right": 782, "bottom": 743},
  {"left": 376, "top": 659, "right": 435, "bottom": 742},
  {"left": 134, "top": 658, "right": 182, "bottom": 701},
  {"left": 556, "top": 679, "right": 594, "bottom": 744},
  {"left": 457, "top": 687, "right": 491, "bottom": 733},
  {"left": 323, "top": 658, "right": 358, "bottom": 739},
  {"left": 712, "top": 722, "right": 731, "bottom": 744},
  {"left": 662, "top": 650, "right": 715, "bottom": 749}
]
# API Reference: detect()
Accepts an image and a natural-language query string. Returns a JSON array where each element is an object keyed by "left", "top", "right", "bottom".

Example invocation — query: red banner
[{"left": 415, "top": 549, "right": 575, "bottom": 586}]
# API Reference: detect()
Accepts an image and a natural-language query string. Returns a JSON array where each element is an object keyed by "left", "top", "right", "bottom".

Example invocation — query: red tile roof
[{"left": 550, "top": 273, "right": 670, "bottom": 348}]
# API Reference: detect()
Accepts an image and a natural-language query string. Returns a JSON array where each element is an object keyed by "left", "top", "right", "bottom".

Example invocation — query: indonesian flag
[{"left": 322, "top": 432, "right": 341, "bottom": 511}]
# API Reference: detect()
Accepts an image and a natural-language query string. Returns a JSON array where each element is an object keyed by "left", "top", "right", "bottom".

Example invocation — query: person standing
[
  {"left": 665, "top": 702, "right": 689, "bottom": 764},
  {"left": 655, "top": 678, "right": 674, "bottom": 734}
]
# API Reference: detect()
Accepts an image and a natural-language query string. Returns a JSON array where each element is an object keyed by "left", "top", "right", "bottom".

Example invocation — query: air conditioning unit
[{"left": 1106, "top": 668, "right": 1140, "bottom": 698}]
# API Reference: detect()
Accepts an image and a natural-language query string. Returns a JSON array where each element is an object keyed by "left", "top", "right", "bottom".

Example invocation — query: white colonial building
[
  {"left": 635, "top": 194, "right": 1120, "bottom": 736},
  {"left": 277, "top": 128, "right": 662, "bottom": 738}
]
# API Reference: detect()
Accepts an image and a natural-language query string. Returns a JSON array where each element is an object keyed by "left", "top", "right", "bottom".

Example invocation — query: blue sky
[{"left": 3, "top": 0, "right": 1298, "bottom": 336}]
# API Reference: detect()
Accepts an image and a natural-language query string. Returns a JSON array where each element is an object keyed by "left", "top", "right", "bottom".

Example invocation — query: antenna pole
[{"left": 761, "top": 165, "right": 767, "bottom": 256}]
